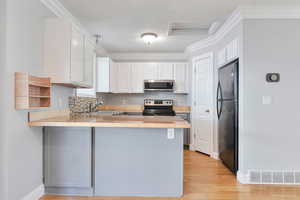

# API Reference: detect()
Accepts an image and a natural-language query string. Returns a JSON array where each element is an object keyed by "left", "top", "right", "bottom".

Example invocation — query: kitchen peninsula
[{"left": 29, "top": 110, "right": 190, "bottom": 197}]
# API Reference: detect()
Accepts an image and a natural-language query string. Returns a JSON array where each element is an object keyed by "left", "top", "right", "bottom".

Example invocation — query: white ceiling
[{"left": 59, "top": 0, "right": 300, "bottom": 53}]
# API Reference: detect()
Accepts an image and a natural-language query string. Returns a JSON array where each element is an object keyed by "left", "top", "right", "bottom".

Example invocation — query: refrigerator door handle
[
  {"left": 219, "top": 83, "right": 224, "bottom": 118},
  {"left": 217, "top": 82, "right": 221, "bottom": 119}
]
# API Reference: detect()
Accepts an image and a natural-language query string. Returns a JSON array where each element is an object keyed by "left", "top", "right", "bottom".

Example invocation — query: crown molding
[
  {"left": 240, "top": 6, "right": 300, "bottom": 19},
  {"left": 40, "top": 0, "right": 96, "bottom": 46},
  {"left": 185, "top": 6, "right": 300, "bottom": 54}
]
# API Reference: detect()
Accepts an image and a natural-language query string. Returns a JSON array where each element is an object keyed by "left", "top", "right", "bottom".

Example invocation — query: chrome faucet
[{"left": 89, "top": 98, "right": 104, "bottom": 113}]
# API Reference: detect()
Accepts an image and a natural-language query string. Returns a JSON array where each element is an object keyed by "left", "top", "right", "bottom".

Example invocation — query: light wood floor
[{"left": 41, "top": 151, "right": 300, "bottom": 200}]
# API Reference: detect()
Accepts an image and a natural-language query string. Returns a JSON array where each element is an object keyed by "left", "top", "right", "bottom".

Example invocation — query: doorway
[{"left": 191, "top": 52, "right": 214, "bottom": 155}]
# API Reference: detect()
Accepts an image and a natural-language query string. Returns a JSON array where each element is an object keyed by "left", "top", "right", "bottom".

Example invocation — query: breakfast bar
[{"left": 29, "top": 111, "right": 190, "bottom": 197}]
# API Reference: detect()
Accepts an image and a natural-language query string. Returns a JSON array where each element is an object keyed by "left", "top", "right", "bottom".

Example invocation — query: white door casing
[{"left": 191, "top": 52, "right": 214, "bottom": 155}]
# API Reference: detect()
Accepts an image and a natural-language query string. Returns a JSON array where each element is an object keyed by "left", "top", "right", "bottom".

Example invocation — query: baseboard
[
  {"left": 210, "top": 152, "right": 220, "bottom": 160},
  {"left": 189, "top": 144, "right": 196, "bottom": 151},
  {"left": 21, "top": 184, "right": 44, "bottom": 200},
  {"left": 237, "top": 171, "right": 249, "bottom": 184}
]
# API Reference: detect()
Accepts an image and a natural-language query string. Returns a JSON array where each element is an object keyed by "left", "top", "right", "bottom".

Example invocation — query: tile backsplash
[
  {"left": 98, "top": 92, "right": 188, "bottom": 105},
  {"left": 69, "top": 96, "right": 98, "bottom": 113}
]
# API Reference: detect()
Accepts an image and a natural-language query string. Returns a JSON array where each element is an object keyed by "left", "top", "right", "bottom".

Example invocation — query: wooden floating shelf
[
  {"left": 15, "top": 72, "right": 52, "bottom": 110},
  {"left": 29, "top": 83, "right": 51, "bottom": 88},
  {"left": 29, "top": 96, "right": 51, "bottom": 98}
]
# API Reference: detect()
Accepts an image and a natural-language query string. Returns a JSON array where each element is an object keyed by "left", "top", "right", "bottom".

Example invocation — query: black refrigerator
[{"left": 217, "top": 59, "right": 239, "bottom": 174}]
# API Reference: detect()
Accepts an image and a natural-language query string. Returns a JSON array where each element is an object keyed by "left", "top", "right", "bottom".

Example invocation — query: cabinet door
[
  {"left": 217, "top": 48, "right": 226, "bottom": 67},
  {"left": 143, "top": 63, "right": 158, "bottom": 80},
  {"left": 226, "top": 39, "right": 238, "bottom": 62},
  {"left": 97, "top": 57, "right": 110, "bottom": 92},
  {"left": 158, "top": 63, "right": 173, "bottom": 80},
  {"left": 131, "top": 63, "right": 145, "bottom": 93},
  {"left": 174, "top": 63, "right": 188, "bottom": 93},
  {"left": 44, "top": 127, "right": 92, "bottom": 188},
  {"left": 110, "top": 60, "right": 118, "bottom": 93},
  {"left": 83, "top": 40, "right": 95, "bottom": 87},
  {"left": 117, "top": 63, "right": 131, "bottom": 93},
  {"left": 70, "top": 27, "right": 85, "bottom": 83}
]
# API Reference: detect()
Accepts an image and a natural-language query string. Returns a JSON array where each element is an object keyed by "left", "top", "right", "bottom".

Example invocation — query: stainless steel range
[{"left": 143, "top": 99, "right": 175, "bottom": 116}]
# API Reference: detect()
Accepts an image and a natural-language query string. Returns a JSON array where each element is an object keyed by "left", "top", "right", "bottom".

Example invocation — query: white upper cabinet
[
  {"left": 217, "top": 38, "right": 239, "bottom": 67},
  {"left": 116, "top": 63, "right": 132, "bottom": 93},
  {"left": 174, "top": 63, "right": 188, "bottom": 93},
  {"left": 157, "top": 63, "right": 174, "bottom": 80},
  {"left": 110, "top": 60, "right": 118, "bottom": 93},
  {"left": 96, "top": 57, "right": 111, "bottom": 93},
  {"left": 143, "top": 63, "right": 158, "bottom": 80},
  {"left": 83, "top": 39, "right": 95, "bottom": 87},
  {"left": 96, "top": 57, "right": 118, "bottom": 93},
  {"left": 44, "top": 18, "right": 95, "bottom": 88},
  {"left": 76, "top": 55, "right": 96, "bottom": 97},
  {"left": 226, "top": 39, "right": 239, "bottom": 62},
  {"left": 95, "top": 61, "right": 189, "bottom": 94},
  {"left": 131, "top": 63, "right": 145, "bottom": 93},
  {"left": 70, "top": 26, "right": 85, "bottom": 84},
  {"left": 217, "top": 48, "right": 226, "bottom": 67}
]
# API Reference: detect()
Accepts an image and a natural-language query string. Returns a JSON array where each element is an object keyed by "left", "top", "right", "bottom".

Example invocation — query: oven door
[{"left": 144, "top": 80, "right": 174, "bottom": 92}]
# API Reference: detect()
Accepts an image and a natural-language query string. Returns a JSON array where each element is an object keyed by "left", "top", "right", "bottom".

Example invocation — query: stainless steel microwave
[{"left": 144, "top": 80, "right": 174, "bottom": 92}]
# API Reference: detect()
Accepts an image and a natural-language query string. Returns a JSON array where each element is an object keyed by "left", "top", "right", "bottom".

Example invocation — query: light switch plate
[
  {"left": 167, "top": 128, "right": 175, "bottom": 139},
  {"left": 262, "top": 96, "right": 272, "bottom": 105}
]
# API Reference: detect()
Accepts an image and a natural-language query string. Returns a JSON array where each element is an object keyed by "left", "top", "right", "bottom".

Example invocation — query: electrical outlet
[{"left": 167, "top": 128, "right": 175, "bottom": 139}]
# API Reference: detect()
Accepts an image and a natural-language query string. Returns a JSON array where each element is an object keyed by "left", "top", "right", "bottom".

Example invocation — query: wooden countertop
[
  {"left": 97, "top": 105, "right": 191, "bottom": 114},
  {"left": 28, "top": 113, "right": 191, "bottom": 129}
]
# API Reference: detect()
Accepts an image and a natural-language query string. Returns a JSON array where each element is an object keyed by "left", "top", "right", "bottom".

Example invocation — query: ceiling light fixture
[{"left": 141, "top": 33, "right": 158, "bottom": 45}]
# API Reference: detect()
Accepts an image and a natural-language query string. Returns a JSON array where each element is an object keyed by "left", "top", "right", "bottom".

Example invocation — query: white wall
[
  {"left": 2, "top": 0, "right": 74, "bottom": 199},
  {"left": 242, "top": 19, "right": 300, "bottom": 172},
  {"left": 189, "top": 18, "right": 300, "bottom": 175},
  {"left": 0, "top": 0, "right": 7, "bottom": 199}
]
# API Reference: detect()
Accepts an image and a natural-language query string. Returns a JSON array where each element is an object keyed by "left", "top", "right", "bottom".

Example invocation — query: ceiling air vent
[{"left": 167, "top": 22, "right": 209, "bottom": 36}]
